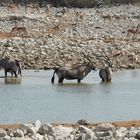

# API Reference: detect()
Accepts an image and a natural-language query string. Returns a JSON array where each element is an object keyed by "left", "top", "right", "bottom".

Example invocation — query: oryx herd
[{"left": 0, "top": 56, "right": 112, "bottom": 84}]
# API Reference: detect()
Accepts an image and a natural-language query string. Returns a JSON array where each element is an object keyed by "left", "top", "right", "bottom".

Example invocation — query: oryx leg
[
  {"left": 77, "top": 79, "right": 81, "bottom": 83},
  {"left": 4, "top": 70, "right": 7, "bottom": 77},
  {"left": 107, "top": 78, "right": 111, "bottom": 82},
  {"left": 13, "top": 71, "right": 18, "bottom": 77},
  {"left": 11, "top": 72, "right": 14, "bottom": 77},
  {"left": 58, "top": 78, "right": 64, "bottom": 83},
  {"left": 101, "top": 78, "right": 106, "bottom": 82}
]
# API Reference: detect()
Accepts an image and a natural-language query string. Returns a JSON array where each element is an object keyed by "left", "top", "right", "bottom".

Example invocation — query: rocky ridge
[{"left": 0, "top": 4, "right": 140, "bottom": 70}]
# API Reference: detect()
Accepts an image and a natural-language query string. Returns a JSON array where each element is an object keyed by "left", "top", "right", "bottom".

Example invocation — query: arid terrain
[
  {"left": 0, "top": 4, "right": 140, "bottom": 140},
  {"left": 0, "top": 4, "right": 140, "bottom": 71}
]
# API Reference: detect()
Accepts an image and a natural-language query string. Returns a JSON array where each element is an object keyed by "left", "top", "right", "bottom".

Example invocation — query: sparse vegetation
[{"left": 1, "top": 0, "right": 140, "bottom": 8}]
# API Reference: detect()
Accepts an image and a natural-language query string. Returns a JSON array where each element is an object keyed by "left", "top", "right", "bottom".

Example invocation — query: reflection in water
[
  {"left": 0, "top": 69, "right": 140, "bottom": 124},
  {"left": 55, "top": 83, "right": 94, "bottom": 94},
  {"left": 130, "top": 69, "right": 140, "bottom": 78}
]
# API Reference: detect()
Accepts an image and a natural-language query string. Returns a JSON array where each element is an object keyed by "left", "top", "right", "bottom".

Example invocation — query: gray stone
[
  {"left": 13, "top": 129, "right": 24, "bottom": 137},
  {"left": 2, "top": 135, "right": 11, "bottom": 140},
  {"left": 114, "top": 130, "right": 125, "bottom": 139},
  {"left": 11, "top": 138, "right": 32, "bottom": 140},
  {"left": 77, "top": 120, "right": 89, "bottom": 125},
  {"left": 0, "top": 129, "right": 7, "bottom": 137},
  {"left": 73, "top": 126, "right": 97, "bottom": 140},
  {"left": 102, "top": 131, "right": 113, "bottom": 137},
  {"left": 135, "top": 131, "right": 140, "bottom": 140},
  {"left": 38, "top": 124, "right": 54, "bottom": 136},
  {"left": 95, "top": 123, "right": 115, "bottom": 132},
  {"left": 53, "top": 125, "right": 73, "bottom": 140},
  {"left": 129, "top": 138, "right": 138, "bottom": 140},
  {"left": 20, "top": 123, "right": 37, "bottom": 135},
  {"left": 34, "top": 120, "right": 42, "bottom": 131}
]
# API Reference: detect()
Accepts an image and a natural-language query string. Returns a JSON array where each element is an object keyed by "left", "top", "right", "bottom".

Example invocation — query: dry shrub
[
  {"left": 47, "top": 25, "right": 60, "bottom": 35},
  {"left": 10, "top": 27, "right": 28, "bottom": 37},
  {"left": 103, "top": 37, "right": 115, "bottom": 43},
  {"left": 0, "top": 31, "right": 10, "bottom": 39}
]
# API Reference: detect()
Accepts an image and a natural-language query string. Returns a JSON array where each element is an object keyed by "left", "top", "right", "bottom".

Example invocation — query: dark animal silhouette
[
  {"left": 51, "top": 63, "right": 96, "bottom": 84},
  {"left": 99, "top": 65, "right": 112, "bottom": 82},
  {"left": 0, "top": 57, "right": 22, "bottom": 77}
]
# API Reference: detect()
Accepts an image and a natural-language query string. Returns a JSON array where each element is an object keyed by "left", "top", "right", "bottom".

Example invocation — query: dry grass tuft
[{"left": 0, "top": 31, "right": 10, "bottom": 39}]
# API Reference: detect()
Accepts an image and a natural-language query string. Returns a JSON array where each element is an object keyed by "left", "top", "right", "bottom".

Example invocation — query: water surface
[{"left": 0, "top": 69, "right": 140, "bottom": 124}]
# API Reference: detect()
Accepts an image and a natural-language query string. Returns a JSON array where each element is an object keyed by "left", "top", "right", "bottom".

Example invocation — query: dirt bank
[{"left": 1, "top": 120, "right": 140, "bottom": 129}]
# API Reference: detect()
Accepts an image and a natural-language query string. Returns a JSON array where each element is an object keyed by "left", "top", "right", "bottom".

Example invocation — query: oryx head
[{"left": 82, "top": 52, "right": 96, "bottom": 71}]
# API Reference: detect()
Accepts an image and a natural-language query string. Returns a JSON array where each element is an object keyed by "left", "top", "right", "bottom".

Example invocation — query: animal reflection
[
  {"left": 51, "top": 63, "right": 96, "bottom": 84},
  {"left": 0, "top": 57, "right": 22, "bottom": 77}
]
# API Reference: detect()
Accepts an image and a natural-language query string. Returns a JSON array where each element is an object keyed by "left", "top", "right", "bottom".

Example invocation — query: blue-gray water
[{"left": 0, "top": 69, "right": 140, "bottom": 124}]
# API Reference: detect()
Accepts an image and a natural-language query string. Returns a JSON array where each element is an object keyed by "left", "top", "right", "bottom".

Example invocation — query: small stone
[
  {"left": 135, "top": 131, "right": 140, "bottom": 139},
  {"left": 114, "top": 130, "right": 124, "bottom": 139},
  {"left": 38, "top": 124, "right": 54, "bottom": 135},
  {"left": 0, "top": 128, "right": 7, "bottom": 137},
  {"left": 2, "top": 135, "right": 11, "bottom": 140},
  {"left": 13, "top": 129, "right": 24, "bottom": 137},
  {"left": 20, "top": 123, "right": 37, "bottom": 135},
  {"left": 77, "top": 119, "right": 89, "bottom": 125}
]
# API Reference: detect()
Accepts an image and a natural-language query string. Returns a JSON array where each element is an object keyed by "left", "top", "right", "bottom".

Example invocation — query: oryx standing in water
[
  {"left": 51, "top": 62, "right": 96, "bottom": 84},
  {"left": 0, "top": 57, "right": 22, "bottom": 77},
  {"left": 99, "top": 63, "right": 112, "bottom": 82}
]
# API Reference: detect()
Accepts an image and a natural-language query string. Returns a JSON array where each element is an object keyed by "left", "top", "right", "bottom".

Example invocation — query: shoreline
[{"left": 1, "top": 120, "right": 140, "bottom": 129}]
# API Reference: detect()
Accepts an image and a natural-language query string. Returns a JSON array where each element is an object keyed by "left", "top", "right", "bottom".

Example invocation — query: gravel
[{"left": 0, "top": 4, "right": 139, "bottom": 71}]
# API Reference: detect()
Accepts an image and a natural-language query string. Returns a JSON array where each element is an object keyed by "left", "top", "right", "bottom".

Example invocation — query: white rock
[
  {"left": 35, "top": 120, "right": 42, "bottom": 131},
  {"left": 21, "top": 123, "right": 37, "bottom": 135},
  {"left": 53, "top": 125, "right": 73, "bottom": 139},
  {"left": 115, "top": 130, "right": 125, "bottom": 139},
  {"left": 31, "top": 133, "right": 44, "bottom": 140}
]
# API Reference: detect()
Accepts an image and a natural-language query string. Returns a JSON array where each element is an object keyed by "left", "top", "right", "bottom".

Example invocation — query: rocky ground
[
  {"left": 1, "top": 120, "right": 140, "bottom": 140},
  {"left": 0, "top": 4, "right": 140, "bottom": 70},
  {"left": 0, "top": 5, "right": 140, "bottom": 139}
]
